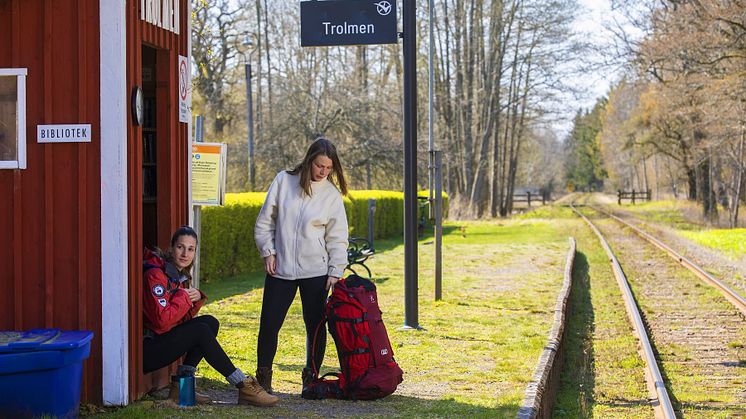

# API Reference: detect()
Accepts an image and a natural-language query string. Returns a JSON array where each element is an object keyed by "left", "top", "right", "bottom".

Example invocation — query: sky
[
  {"left": 552, "top": 0, "right": 641, "bottom": 136},
  {"left": 573, "top": 0, "right": 620, "bottom": 108},
  {"left": 576, "top": 0, "right": 618, "bottom": 102}
]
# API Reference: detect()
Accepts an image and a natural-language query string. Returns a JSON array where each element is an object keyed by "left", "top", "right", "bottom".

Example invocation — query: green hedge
[{"left": 200, "top": 189, "right": 448, "bottom": 282}]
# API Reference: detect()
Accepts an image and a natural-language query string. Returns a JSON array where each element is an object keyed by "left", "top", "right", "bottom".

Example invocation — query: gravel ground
[{"left": 146, "top": 385, "right": 401, "bottom": 417}]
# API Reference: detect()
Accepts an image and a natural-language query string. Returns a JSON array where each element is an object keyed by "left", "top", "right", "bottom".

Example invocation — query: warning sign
[{"left": 178, "top": 55, "right": 190, "bottom": 123}]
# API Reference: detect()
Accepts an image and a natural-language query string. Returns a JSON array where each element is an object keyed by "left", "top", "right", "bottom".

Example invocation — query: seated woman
[{"left": 142, "top": 226, "right": 278, "bottom": 407}]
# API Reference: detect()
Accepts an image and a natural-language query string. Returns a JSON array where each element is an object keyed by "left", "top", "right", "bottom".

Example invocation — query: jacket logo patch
[
  {"left": 152, "top": 285, "right": 165, "bottom": 296},
  {"left": 158, "top": 298, "right": 167, "bottom": 307}
]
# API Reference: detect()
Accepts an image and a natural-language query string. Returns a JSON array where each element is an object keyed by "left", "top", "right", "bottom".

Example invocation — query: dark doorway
[{"left": 142, "top": 46, "right": 158, "bottom": 248}]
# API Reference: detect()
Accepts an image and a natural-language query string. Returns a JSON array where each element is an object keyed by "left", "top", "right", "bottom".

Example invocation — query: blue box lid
[{"left": 0, "top": 329, "right": 93, "bottom": 353}]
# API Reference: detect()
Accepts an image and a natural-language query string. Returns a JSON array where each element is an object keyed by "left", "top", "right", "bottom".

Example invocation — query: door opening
[{"left": 142, "top": 46, "right": 158, "bottom": 248}]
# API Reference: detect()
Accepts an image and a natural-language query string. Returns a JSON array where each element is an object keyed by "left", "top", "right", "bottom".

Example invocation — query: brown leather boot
[
  {"left": 301, "top": 367, "right": 316, "bottom": 393},
  {"left": 255, "top": 367, "right": 273, "bottom": 394},
  {"left": 168, "top": 379, "right": 211, "bottom": 404},
  {"left": 238, "top": 376, "right": 279, "bottom": 407}
]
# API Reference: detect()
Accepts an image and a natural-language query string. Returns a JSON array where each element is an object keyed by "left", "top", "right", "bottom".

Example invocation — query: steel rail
[
  {"left": 571, "top": 205, "right": 677, "bottom": 419},
  {"left": 592, "top": 205, "right": 746, "bottom": 318}
]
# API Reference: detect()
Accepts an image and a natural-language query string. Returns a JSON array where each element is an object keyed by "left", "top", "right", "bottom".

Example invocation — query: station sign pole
[
  {"left": 300, "top": 0, "right": 420, "bottom": 330},
  {"left": 401, "top": 0, "right": 420, "bottom": 330}
]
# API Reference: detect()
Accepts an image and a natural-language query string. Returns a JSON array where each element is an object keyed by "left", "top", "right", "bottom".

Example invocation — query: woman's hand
[
  {"left": 326, "top": 276, "right": 340, "bottom": 291},
  {"left": 264, "top": 255, "right": 277, "bottom": 276},
  {"left": 184, "top": 287, "right": 201, "bottom": 303}
]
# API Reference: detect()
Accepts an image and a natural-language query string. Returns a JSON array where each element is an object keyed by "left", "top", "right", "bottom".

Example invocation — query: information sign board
[
  {"left": 300, "top": 0, "right": 397, "bottom": 47},
  {"left": 191, "top": 142, "right": 226, "bottom": 206}
]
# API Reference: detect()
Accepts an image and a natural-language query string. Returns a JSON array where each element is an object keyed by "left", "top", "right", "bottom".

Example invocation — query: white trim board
[{"left": 100, "top": 0, "right": 129, "bottom": 406}]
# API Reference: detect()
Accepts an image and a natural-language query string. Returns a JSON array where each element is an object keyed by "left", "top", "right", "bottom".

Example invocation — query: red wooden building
[{"left": 0, "top": 0, "right": 193, "bottom": 405}]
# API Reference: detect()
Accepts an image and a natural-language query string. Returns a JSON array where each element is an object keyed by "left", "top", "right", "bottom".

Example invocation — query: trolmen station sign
[{"left": 300, "top": 0, "right": 398, "bottom": 47}]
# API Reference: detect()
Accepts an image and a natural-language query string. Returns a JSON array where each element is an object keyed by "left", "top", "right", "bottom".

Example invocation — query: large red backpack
[{"left": 303, "top": 275, "right": 403, "bottom": 400}]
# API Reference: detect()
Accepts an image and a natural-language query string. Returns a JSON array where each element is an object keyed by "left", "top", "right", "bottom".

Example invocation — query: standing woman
[
  {"left": 143, "top": 226, "right": 278, "bottom": 407},
  {"left": 254, "top": 137, "right": 349, "bottom": 394}
]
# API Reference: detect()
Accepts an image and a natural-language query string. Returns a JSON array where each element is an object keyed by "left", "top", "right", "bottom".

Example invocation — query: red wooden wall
[
  {"left": 0, "top": 0, "right": 103, "bottom": 404},
  {"left": 126, "top": 0, "right": 190, "bottom": 400}
]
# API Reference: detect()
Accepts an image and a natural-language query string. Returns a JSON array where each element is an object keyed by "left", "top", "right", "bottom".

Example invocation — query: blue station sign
[{"left": 300, "top": 0, "right": 398, "bottom": 47}]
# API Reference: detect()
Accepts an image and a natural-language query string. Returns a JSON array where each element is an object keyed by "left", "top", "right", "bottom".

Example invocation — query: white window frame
[{"left": 0, "top": 68, "right": 27, "bottom": 170}]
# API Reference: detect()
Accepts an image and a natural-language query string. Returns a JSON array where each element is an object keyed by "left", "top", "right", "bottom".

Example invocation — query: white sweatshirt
[{"left": 254, "top": 171, "right": 349, "bottom": 280}]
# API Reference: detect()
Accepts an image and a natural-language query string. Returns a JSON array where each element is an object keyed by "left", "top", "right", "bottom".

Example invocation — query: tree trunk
[
  {"left": 697, "top": 157, "right": 717, "bottom": 222},
  {"left": 730, "top": 132, "right": 744, "bottom": 228},
  {"left": 687, "top": 167, "right": 697, "bottom": 200},
  {"left": 262, "top": 0, "right": 273, "bottom": 127},
  {"left": 254, "top": 0, "right": 264, "bottom": 145}
]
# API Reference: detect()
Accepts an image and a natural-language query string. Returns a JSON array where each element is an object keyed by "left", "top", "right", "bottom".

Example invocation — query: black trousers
[
  {"left": 143, "top": 315, "right": 236, "bottom": 378},
  {"left": 257, "top": 274, "right": 328, "bottom": 371}
]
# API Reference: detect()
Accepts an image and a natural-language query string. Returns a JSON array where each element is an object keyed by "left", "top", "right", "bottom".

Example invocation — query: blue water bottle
[{"left": 178, "top": 375, "right": 196, "bottom": 406}]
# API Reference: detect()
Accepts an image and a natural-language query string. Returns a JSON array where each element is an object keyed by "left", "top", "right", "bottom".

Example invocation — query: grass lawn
[
  {"left": 679, "top": 228, "right": 746, "bottom": 260},
  {"left": 89, "top": 216, "right": 574, "bottom": 418},
  {"left": 612, "top": 199, "right": 702, "bottom": 231}
]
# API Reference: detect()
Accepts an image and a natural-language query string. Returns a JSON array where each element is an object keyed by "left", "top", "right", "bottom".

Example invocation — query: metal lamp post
[
  {"left": 244, "top": 63, "right": 255, "bottom": 191},
  {"left": 242, "top": 35, "right": 257, "bottom": 191}
]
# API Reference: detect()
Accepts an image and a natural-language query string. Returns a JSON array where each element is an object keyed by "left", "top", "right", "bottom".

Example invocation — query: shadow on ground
[
  {"left": 553, "top": 252, "right": 596, "bottom": 417},
  {"left": 99, "top": 374, "right": 517, "bottom": 418}
]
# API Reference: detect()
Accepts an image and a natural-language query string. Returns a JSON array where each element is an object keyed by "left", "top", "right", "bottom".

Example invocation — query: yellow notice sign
[{"left": 192, "top": 142, "right": 227, "bottom": 206}]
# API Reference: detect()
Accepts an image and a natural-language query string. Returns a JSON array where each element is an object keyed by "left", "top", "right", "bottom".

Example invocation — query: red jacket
[{"left": 142, "top": 248, "right": 206, "bottom": 335}]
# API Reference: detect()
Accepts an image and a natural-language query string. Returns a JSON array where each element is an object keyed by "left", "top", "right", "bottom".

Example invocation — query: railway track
[
  {"left": 571, "top": 204, "right": 746, "bottom": 418},
  {"left": 591, "top": 204, "right": 746, "bottom": 318}
]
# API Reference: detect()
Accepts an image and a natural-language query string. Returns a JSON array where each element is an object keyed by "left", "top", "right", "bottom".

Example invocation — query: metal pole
[
  {"left": 192, "top": 115, "right": 205, "bottom": 288},
  {"left": 402, "top": 0, "right": 419, "bottom": 329},
  {"left": 427, "top": 0, "right": 435, "bottom": 220},
  {"left": 245, "top": 63, "right": 255, "bottom": 191},
  {"left": 368, "top": 199, "right": 376, "bottom": 251},
  {"left": 434, "top": 151, "right": 443, "bottom": 301}
]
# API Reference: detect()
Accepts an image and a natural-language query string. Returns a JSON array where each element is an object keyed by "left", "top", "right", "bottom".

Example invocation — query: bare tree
[{"left": 192, "top": 0, "right": 248, "bottom": 135}]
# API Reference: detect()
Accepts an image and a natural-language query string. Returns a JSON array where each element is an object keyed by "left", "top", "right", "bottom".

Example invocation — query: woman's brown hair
[
  {"left": 156, "top": 226, "right": 199, "bottom": 283},
  {"left": 287, "top": 137, "right": 348, "bottom": 197}
]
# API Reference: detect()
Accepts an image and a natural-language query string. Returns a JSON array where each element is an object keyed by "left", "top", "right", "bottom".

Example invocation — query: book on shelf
[
  {"left": 142, "top": 166, "right": 157, "bottom": 198},
  {"left": 143, "top": 132, "right": 156, "bottom": 164},
  {"left": 143, "top": 97, "right": 155, "bottom": 128}
]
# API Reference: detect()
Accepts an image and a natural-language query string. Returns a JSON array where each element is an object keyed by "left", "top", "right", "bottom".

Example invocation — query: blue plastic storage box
[{"left": 0, "top": 328, "right": 93, "bottom": 418}]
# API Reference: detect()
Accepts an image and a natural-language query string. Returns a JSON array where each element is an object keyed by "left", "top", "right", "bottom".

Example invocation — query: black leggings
[
  {"left": 143, "top": 315, "right": 236, "bottom": 377},
  {"left": 257, "top": 274, "right": 328, "bottom": 370}
]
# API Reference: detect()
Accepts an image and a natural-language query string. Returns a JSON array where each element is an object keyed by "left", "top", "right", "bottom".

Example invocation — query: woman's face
[
  {"left": 171, "top": 235, "right": 197, "bottom": 270},
  {"left": 311, "top": 155, "right": 333, "bottom": 182}
]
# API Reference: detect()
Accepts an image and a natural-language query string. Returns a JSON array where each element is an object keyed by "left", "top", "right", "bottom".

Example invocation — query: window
[{"left": 0, "top": 68, "right": 27, "bottom": 169}]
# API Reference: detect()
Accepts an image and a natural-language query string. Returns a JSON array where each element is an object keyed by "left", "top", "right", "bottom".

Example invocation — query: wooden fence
[
  {"left": 513, "top": 191, "right": 550, "bottom": 207},
  {"left": 617, "top": 189, "right": 651, "bottom": 205}
]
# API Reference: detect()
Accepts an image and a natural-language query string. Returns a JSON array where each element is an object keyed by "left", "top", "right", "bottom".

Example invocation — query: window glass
[{"left": 0, "top": 76, "right": 18, "bottom": 161}]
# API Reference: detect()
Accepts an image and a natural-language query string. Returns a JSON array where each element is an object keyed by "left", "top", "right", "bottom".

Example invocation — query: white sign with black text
[{"left": 37, "top": 124, "right": 92, "bottom": 143}]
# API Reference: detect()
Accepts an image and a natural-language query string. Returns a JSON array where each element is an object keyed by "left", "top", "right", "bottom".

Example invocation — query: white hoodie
[{"left": 254, "top": 171, "right": 349, "bottom": 280}]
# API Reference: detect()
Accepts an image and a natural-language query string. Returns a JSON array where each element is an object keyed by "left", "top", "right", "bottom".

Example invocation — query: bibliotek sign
[
  {"left": 37, "top": 124, "right": 92, "bottom": 143},
  {"left": 300, "top": 0, "right": 398, "bottom": 47}
]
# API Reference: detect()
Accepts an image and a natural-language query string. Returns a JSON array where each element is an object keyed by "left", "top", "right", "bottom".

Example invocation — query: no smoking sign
[{"left": 178, "top": 55, "right": 189, "bottom": 123}]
